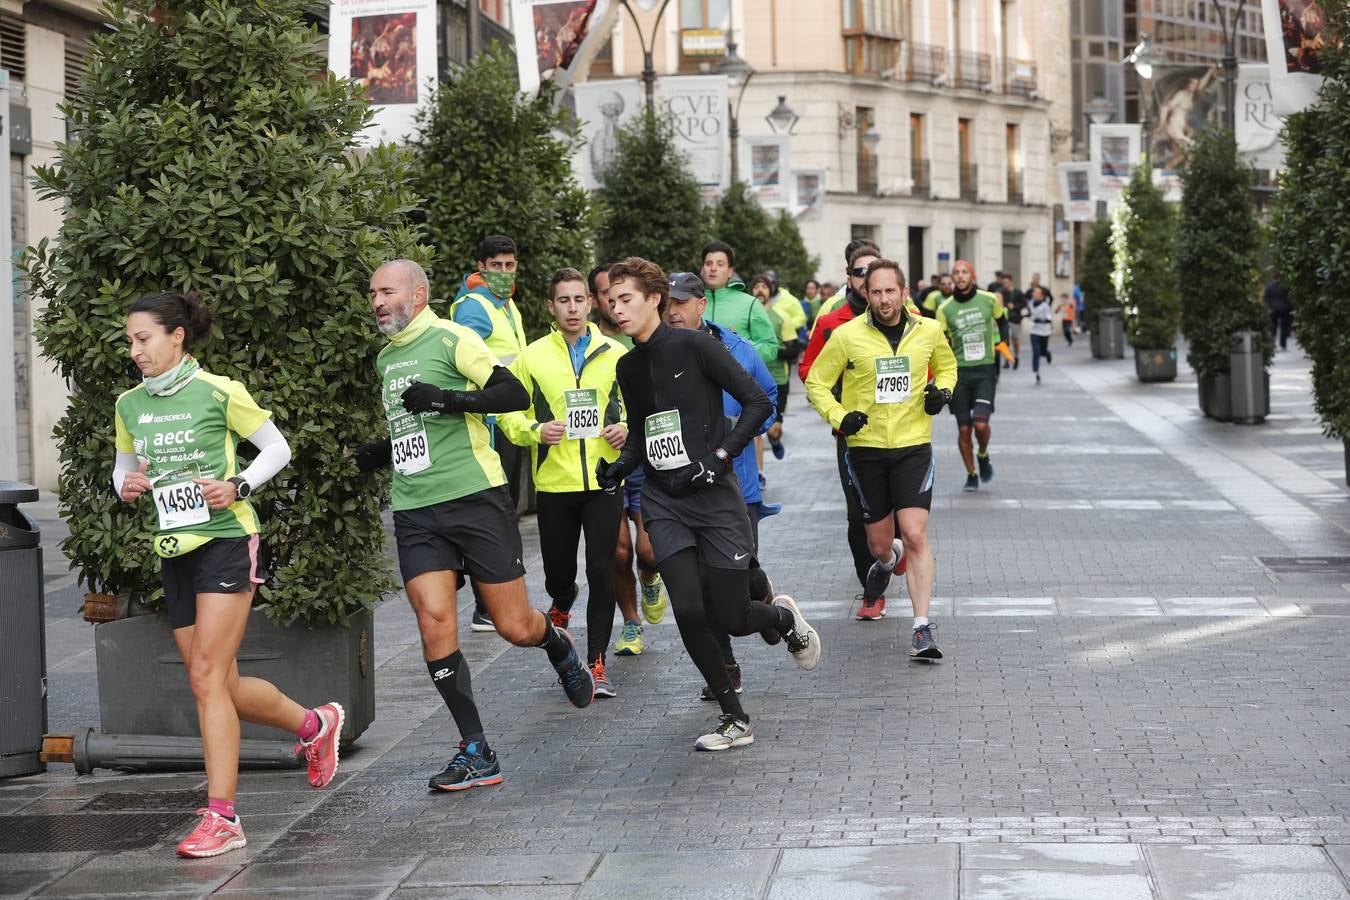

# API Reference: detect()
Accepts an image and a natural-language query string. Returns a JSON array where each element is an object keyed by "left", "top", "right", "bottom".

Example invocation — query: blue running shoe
[
  {"left": 551, "top": 629, "right": 594, "bottom": 707},
  {"left": 863, "top": 539, "right": 903, "bottom": 599},
  {"left": 910, "top": 624, "right": 943, "bottom": 661},
  {"left": 759, "top": 502, "right": 782, "bottom": 518},
  {"left": 770, "top": 438, "right": 785, "bottom": 460},
  {"left": 429, "top": 741, "right": 503, "bottom": 791}
]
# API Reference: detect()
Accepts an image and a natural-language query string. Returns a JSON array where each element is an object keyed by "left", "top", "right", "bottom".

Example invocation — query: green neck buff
[
  {"left": 482, "top": 270, "right": 516, "bottom": 299},
  {"left": 143, "top": 354, "right": 200, "bottom": 397}
]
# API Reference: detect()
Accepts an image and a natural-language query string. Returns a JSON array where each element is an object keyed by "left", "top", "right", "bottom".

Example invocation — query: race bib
[
  {"left": 962, "top": 332, "right": 987, "bottom": 361},
  {"left": 389, "top": 411, "right": 431, "bottom": 476},
  {"left": 644, "top": 410, "right": 691, "bottom": 472},
  {"left": 564, "top": 388, "right": 602, "bottom": 440},
  {"left": 152, "top": 466, "right": 210, "bottom": 531},
  {"left": 874, "top": 356, "right": 911, "bottom": 404}
]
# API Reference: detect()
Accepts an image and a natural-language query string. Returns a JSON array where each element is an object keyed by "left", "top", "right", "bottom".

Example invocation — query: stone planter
[
  {"left": 94, "top": 606, "right": 374, "bottom": 744},
  {"left": 1134, "top": 347, "right": 1178, "bottom": 383},
  {"left": 1210, "top": 372, "right": 1233, "bottom": 422}
]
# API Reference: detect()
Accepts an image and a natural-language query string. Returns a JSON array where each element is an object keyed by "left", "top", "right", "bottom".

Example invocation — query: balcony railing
[
  {"left": 858, "top": 153, "right": 879, "bottom": 195},
  {"left": 905, "top": 43, "right": 948, "bottom": 85},
  {"left": 1004, "top": 59, "right": 1038, "bottom": 97},
  {"left": 911, "top": 158, "right": 932, "bottom": 198},
  {"left": 959, "top": 163, "right": 979, "bottom": 202},
  {"left": 954, "top": 51, "right": 992, "bottom": 89},
  {"left": 1007, "top": 168, "right": 1024, "bottom": 204}
]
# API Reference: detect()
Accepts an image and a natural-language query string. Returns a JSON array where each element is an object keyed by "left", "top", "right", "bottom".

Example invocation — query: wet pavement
[{"left": 4, "top": 335, "right": 1350, "bottom": 898}]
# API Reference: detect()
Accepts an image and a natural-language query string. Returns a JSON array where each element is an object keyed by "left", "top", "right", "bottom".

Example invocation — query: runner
[
  {"left": 497, "top": 268, "right": 629, "bottom": 696},
  {"left": 1000, "top": 273, "right": 1026, "bottom": 369},
  {"left": 1028, "top": 284, "right": 1054, "bottom": 384},
  {"left": 664, "top": 272, "right": 782, "bottom": 699},
  {"left": 921, "top": 272, "right": 955, "bottom": 318},
  {"left": 815, "top": 238, "right": 880, "bottom": 321},
  {"left": 451, "top": 234, "right": 530, "bottom": 633},
  {"left": 800, "top": 246, "right": 919, "bottom": 618},
  {"left": 936, "top": 259, "right": 1009, "bottom": 493},
  {"left": 804, "top": 259, "right": 957, "bottom": 658},
  {"left": 749, "top": 273, "right": 802, "bottom": 462},
  {"left": 700, "top": 240, "right": 780, "bottom": 368},
  {"left": 589, "top": 262, "right": 669, "bottom": 642},
  {"left": 358, "top": 259, "right": 594, "bottom": 792},
  {"left": 114, "top": 291, "right": 342, "bottom": 859},
  {"left": 803, "top": 278, "right": 822, "bottom": 325},
  {"left": 596, "top": 257, "right": 821, "bottom": 751}
]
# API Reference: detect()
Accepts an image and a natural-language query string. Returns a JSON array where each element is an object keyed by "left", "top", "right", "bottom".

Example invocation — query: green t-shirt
[
  {"left": 937, "top": 290, "right": 1004, "bottom": 367},
  {"left": 377, "top": 307, "right": 507, "bottom": 512},
  {"left": 115, "top": 370, "right": 269, "bottom": 552}
]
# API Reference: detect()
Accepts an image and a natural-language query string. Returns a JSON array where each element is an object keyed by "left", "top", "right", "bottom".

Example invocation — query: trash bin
[
  {"left": 1096, "top": 308, "right": 1126, "bottom": 359},
  {"left": 0, "top": 481, "right": 46, "bottom": 778},
  {"left": 1230, "top": 331, "right": 1267, "bottom": 425}
]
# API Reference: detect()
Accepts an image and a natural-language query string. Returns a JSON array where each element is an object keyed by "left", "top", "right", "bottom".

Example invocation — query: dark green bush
[
  {"left": 1080, "top": 221, "right": 1117, "bottom": 332},
  {"left": 1115, "top": 167, "right": 1180, "bottom": 350},
  {"left": 1272, "top": 0, "right": 1350, "bottom": 441},
  {"left": 1178, "top": 128, "right": 1268, "bottom": 377},
  {"left": 26, "top": 0, "right": 427, "bottom": 626},
  {"left": 709, "top": 182, "right": 818, "bottom": 286}
]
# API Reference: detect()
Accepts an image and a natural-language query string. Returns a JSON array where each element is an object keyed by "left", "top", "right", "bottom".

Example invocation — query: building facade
[{"left": 584, "top": 0, "right": 1073, "bottom": 294}]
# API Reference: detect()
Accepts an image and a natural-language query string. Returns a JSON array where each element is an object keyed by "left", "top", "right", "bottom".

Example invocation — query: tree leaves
[{"left": 1115, "top": 168, "right": 1180, "bottom": 350}]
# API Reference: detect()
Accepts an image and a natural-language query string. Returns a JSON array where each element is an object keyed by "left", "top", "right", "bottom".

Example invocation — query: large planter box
[
  {"left": 1134, "top": 347, "right": 1178, "bottom": 383},
  {"left": 94, "top": 607, "right": 374, "bottom": 744},
  {"left": 1198, "top": 373, "right": 1233, "bottom": 421}
]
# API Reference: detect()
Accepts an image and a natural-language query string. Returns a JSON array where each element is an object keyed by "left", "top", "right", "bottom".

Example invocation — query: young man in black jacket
[{"left": 595, "top": 257, "right": 822, "bottom": 752}]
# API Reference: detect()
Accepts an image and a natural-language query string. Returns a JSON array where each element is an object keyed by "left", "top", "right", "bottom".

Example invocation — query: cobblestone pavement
[{"left": 5, "top": 337, "right": 1350, "bottom": 898}]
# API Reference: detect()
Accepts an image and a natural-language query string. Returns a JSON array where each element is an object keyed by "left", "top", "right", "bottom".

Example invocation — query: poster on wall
[
  {"left": 1058, "top": 162, "right": 1095, "bottom": 222},
  {"left": 1088, "top": 123, "right": 1141, "bottom": 200},
  {"left": 1237, "top": 63, "right": 1288, "bottom": 169},
  {"left": 327, "top": 0, "right": 437, "bottom": 145},
  {"left": 1149, "top": 65, "right": 1221, "bottom": 174},
  {"left": 742, "top": 136, "right": 790, "bottom": 208},
  {"left": 513, "top": 0, "right": 601, "bottom": 95},
  {"left": 574, "top": 79, "right": 642, "bottom": 189},
  {"left": 1260, "top": 0, "right": 1330, "bottom": 116},
  {"left": 793, "top": 169, "right": 825, "bottom": 214},
  {"left": 658, "top": 75, "right": 727, "bottom": 194}
]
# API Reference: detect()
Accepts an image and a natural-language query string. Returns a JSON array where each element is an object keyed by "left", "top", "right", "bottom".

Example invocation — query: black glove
[
  {"left": 924, "top": 384, "right": 952, "bottom": 416},
  {"left": 353, "top": 438, "right": 393, "bottom": 472},
  {"left": 777, "top": 339, "right": 803, "bottom": 361},
  {"left": 595, "top": 458, "right": 624, "bottom": 492},
  {"left": 838, "top": 411, "right": 869, "bottom": 436},
  {"left": 690, "top": 451, "right": 730, "bottom": 488},
  {"left": 401, "top": 382, "right": 458, "bottom": 414}
]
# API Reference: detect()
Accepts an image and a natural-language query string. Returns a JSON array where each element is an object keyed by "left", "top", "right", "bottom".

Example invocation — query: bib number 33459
[{"left": 645, "top": 410, "right": 690, "bottom": 471}]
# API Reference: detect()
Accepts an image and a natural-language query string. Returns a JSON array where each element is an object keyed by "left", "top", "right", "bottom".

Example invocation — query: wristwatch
[
  {"left": 712, "top": 448, "right": 731, "bottom": 465},
  {"left": 228, "top": 476, "right": 252, "bottom": 500}
]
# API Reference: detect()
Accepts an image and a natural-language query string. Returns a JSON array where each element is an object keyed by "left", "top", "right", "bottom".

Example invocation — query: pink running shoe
[
  {"left": 299, "top": 701, "right": 345, "bottom": 788},
  {"left": 176, "top": 809, "right": 246, "bottom": 859}
]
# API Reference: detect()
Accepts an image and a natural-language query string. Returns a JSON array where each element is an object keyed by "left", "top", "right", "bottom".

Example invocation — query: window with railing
[
  {"left": 856, "top": 106, "right": 878, "bottom": 195},
  {"left": 1004, "top": 59, "right": 1038, "bottom": 95},
  {"left": 843, "top": 0, "right": 906, "bottom": 76},
  {"left": 905, "top": 43, "right": 947, "bottom": 84},
  {"left": 954, "top": 50, "right": 992, "bottom": 89},
  {"left": 958, "top": 117, "right": 977, "bottom": 201},
  {"left": 680, "top": 0, "right": 729, "bottom": 72},
  {"left": 910, "top": 113, "right": 930, "bottom": 197}
]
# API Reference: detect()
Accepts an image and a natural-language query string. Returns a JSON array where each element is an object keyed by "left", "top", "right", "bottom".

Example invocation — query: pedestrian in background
[
  {"left": 1027, "top": 284, "right": 1053, "bottom": 384},
  {"left": 1265, "top": 270, "right": 1294, "bottom": 351},
  {"left": 1056, "top": 292, "right": 1075, "bottom": 345}
]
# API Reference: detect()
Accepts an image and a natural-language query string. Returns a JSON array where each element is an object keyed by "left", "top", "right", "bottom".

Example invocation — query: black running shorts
[
  {"left": 641, "top": 477, "right": 756, "bottom": 570},
  {"left": 845, "top": 444, "right": 935, "bottom": 522},
  {"left": 393, "top": 485, "right": 526, "bottom": 587},
  {"left": 950, "top": 363, "right": 998, "bottom": 426},
  {"left": 160, "top": 534, "right": 262, "bottom": 629}
]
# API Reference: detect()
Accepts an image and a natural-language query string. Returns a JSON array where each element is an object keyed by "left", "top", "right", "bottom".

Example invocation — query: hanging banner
[
  {"left": 1057, "top": 161, "right": 1094, "bottom": 221},
  {"left": 1149, "top": 65, "right": 1220, "bottom": 174},
  {"left": 574, "top": 79, "right": 642, "bottom": 189},
  {"left": 1260, "top": 0, "right": 1330, "bottom": 116},
  {"left": 513, "top": 0, "right": 605, "bottom": 96},
  {"left": 743, "top": 135, "right": 791, "bottom": 209},
  {"left": 327, "top": 0, "right": 437, "bottom": 145},
  {"left": 793, "top": 169, "right": 825, "bottom": 214},
  {"left": 1088, "top": 123, "right": 1141, "bottom": 201},
  {"left": 1237, "top": 64, "right": 1287, "bottom": 169},
  {"left": 658, "top": 75, "right": 727, "bottom": 193}
]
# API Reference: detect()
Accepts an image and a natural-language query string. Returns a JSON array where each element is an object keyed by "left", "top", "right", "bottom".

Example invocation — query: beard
[{"left": 378, "top": 300, "right": 415, "bottom": 335}]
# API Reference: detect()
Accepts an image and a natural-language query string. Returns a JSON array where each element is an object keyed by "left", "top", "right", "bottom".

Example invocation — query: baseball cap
[{"left": 668, "top": 272, "right": 706, "bottom": 301}]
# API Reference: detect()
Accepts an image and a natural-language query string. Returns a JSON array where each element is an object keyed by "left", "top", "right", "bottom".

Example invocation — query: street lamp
[
  {"left": 1210, "top": 0, "right": 1248, "bottom": 132},
  {"left": 766, "top": 95, "right": 799, "bottom": 135},
  {"left": 1085, "top": 93, "right": 1116, "bottom": 126},
  {"left": 716, "top": 35, "right": 756, "bottom": 184},
  {"left": 619, "top": 0, "right": 674, "bottom": 109},
  {"left": 1123, "top": 33, "right": 1159, "bottom": 165}
]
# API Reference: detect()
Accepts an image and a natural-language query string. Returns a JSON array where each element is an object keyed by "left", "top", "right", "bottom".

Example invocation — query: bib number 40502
[{"left": 644, "top": 410, "right": 690, "bottom": 471}]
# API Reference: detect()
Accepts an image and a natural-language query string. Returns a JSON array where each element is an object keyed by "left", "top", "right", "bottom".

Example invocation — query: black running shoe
[
  {"left": 700, "top": 663, "right": 743, "bottom": 701},
  {"left": 470, "top": 609, "right": 496, "bottom": 633},
  {"left": 910, "top": 624, "right": 943, "bottom": 660},
  {"left": 963, "top": 472, "right": 979, "bottom": 492},
  {"left": 429, "top": 741, "right": 503, "bottom": 791},
  {"left": 551, "top": 629, "right": 594, "bottom": 708},
  {"left": 978, "top": 455, "right": 994, "bottom": 483}
]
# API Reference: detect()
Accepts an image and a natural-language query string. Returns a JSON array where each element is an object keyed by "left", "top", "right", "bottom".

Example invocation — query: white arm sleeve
[
  {"left": 236, "top": 419, "right": 291, "bottom": 490},
  {"left": 112, "top": 451, "right": 140, "bottom": 498}
]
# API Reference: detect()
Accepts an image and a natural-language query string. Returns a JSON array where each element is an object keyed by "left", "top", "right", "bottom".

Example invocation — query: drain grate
[
  {"left": 0, "top": 813, "right": 191, "bottom": 852},
  {"left": 1259, "top": 556, "right": 1350, "bottom": 574},
  {"left": 81, "top": 790, "right": 203, "bottom": 813}
]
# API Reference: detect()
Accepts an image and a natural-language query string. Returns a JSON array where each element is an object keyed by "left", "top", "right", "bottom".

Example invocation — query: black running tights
[{"left": 535, "top": 489, "right": 622, "bottom": 662}]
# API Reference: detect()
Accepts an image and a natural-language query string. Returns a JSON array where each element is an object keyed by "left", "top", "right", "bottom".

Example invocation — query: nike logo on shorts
[
  {"left": 734, "top": 553, "right": 748, "bottom": 561},
  {"left": 674, "top": 371, "right": 685, "bottom": 378},
  {"left": 219, "top": 581, "right": 237, "bottom": 589}
]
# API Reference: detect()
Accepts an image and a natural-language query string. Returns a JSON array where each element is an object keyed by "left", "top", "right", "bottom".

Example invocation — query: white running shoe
[
  {"left": 773, "top": 595, "right": 821, "bottom": 670},
  {"left": 694, "top": 715, "right": 754, "bottom": 751}
]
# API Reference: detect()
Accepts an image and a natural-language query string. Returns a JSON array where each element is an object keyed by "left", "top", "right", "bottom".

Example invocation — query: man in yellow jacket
[
  {"left": 497, "top": 267, "right": 631, "bottom": 697},
  {"left": 805, "top": 259, "right": 957, "bottom": 661}
]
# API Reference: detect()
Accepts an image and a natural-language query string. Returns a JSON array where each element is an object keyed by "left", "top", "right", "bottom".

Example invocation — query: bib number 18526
[{"left": 564, "top": 388, "right": 602, "bottom": 440}]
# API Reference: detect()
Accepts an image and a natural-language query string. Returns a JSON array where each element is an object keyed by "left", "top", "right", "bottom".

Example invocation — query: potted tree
[
  {"left": 1080, "top": 221, "right": 1121, "bottom": 359},
  {"left": 1114, "top": 168, "right": 1180, "bottom": 382},
  {"left": 1178, "top": 128, "right": 1268, "bottom": 420},
  {"left": 26, "top": 0, "right": 429, "bottom": 745},
  {"left": 1273, "top": 6, "right": 1350, "bottom": 487}
]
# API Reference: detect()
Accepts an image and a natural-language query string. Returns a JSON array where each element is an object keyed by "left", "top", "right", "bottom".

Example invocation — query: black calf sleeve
[{"left": 427, "top": 651, "right": 485, "bottom": 745}]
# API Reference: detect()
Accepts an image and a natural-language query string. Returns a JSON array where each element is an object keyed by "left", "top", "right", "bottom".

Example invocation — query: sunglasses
[{"left": 849, "top": 266, "right": 869, "bottom": 277}]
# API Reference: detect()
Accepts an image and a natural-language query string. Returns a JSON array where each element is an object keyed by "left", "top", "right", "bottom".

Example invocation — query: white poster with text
[{"left": 327, "top": 0, "right": 437, "bottom": 145}]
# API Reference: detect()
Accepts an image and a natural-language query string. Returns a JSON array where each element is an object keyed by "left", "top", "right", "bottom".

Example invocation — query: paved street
[{"left": 5, "top": 335, "right": 1350, "bottom": 898}]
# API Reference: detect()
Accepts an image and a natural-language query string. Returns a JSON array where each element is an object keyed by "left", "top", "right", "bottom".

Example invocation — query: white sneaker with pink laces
[{"left": 176, "top": 808, "right": 246, "bottom": 859}]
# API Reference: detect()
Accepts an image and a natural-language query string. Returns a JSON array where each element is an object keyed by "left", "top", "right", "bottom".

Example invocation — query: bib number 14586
[{"left": 153, "top": 469, "right": 210, "bottom": 531}]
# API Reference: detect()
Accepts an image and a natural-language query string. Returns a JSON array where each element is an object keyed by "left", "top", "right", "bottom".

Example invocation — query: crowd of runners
[{"left": 113, "top": 230, "right": 1045, "bottom": 859}]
